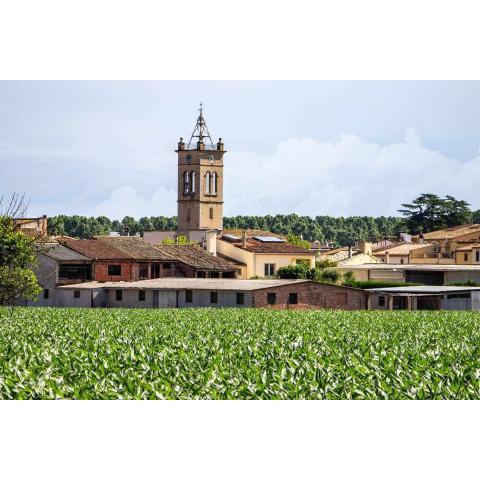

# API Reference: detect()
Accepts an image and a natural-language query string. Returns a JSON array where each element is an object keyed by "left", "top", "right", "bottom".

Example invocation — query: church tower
[{"left": 176, "top": 104, "right": 225, "bottom": 234}]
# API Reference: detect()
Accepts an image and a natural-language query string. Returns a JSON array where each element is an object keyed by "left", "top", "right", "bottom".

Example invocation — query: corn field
[{"left": 1, "top": 307, "right": 480, "bottom": 399}]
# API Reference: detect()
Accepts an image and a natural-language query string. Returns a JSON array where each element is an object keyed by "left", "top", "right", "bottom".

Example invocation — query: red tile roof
[
  {"left": 222, "top": 238, "right": 313, "bottom": 255},
  {"left": 97, "top": 237, "right": 174, "bottom": 261},
  {"left": 58, "top": 238, "right": 129, "bottom": 260},
  {"left": 154, "top": 244, "right": 238, "bottom": 271}
]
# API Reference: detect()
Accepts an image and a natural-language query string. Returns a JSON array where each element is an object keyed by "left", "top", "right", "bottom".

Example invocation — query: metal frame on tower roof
[{"left": 187, "top": 103, "right": 216, "bottom": 150}]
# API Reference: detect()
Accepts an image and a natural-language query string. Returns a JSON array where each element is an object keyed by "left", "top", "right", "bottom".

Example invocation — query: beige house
[
  {"left": 216, "top": 230, "right": 315, "bottom": 279},
  {"left": 15, "top": 216, "right": 48, "bottom": 237},
  {"left": 337, "top": 252, "right": 383, "bottom": 267},
  {"left": 374, "top": 242, "right": 431, "bottom": 264},
  {"left": 410, "top": 224, "right": 480, "bottom": 264},
  {"left": 455, "top": 243, "right": 480, "bottom": 265}
]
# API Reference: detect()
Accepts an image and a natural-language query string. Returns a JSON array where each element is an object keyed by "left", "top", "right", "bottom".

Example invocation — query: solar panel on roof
[
  {"left": 253, "top": 236, "right": 286, "bottom": 242},
  {"left": 222, "top": 234, "right": 241, "bottom": 241}
]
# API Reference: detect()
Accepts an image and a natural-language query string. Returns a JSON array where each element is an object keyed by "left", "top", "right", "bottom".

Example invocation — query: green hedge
[{"left": 343, "top": 280, "right": 421, "bottom": 289}]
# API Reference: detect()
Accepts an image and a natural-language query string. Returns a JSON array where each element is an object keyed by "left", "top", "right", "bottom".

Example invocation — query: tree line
[
  {"left": 46, "top": 194, "right": 480, "bottom": 246},
  {"left": 47, "top": 214, "right": 405, "bottom": 245}
]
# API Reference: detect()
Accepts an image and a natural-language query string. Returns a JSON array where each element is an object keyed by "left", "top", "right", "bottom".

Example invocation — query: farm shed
[
  {"left": 56, "top": 279, "right": 368, "bottom": 309},
  {"left": 336, "top": 263, "right": 480, "bottom": 285},
  {"left": 367, "top": 286, "right": 480, "bottom": 311}
]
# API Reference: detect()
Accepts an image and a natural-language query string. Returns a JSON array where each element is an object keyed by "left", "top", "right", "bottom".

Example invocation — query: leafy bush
[
  {"left": 276, "top": 264, "right": 313, "bottom": 279},
  {"left": 2, "top": 307, "right": 480, "bottom": 399},
  {"left": 342, "top": 270, "right": 355, "bottom": 283},
  {"left": 286, "top": 234, "right": 311, "bottom": 250},
  {"left": 447, "top": 280, "right": 480, "bottom": 287},
  {"left": 316, "top": 258, "right": 338, "bottom": 269},
  {"left": 315, "top": 268, "right": 340, "bottom": 284},
  {"left": 343, "top": 280, "right": 421, "bottom": 289},
  {"left": 160, "top": 235, "right": 194, "bottom": 245}
]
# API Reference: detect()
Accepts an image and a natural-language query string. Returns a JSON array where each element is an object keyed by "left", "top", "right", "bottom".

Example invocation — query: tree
[
  {"left": 472, "top": 210, "right": 480, "bottom": 224},
  {"left": 0, "top": 195, "right": 41, "bottom": 306},
  {"left": 398, "top": 193, "right": 472, "bottom": 233},
  {"left": 286, "top": 234, "right": 311, "bottom": 250}
]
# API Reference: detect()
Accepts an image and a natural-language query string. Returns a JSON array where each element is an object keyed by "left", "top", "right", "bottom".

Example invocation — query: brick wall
[
  {"left": 94, "top": 261, "right": 138, "bottom": 282},
  {"left": 252, "top": 282, "right": 367, "bottom": 310}
]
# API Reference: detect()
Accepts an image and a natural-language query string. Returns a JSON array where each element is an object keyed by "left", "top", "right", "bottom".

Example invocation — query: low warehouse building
[
  {"left": 56, "top": 278, "right": 368, "bottom": 309},
  {"left": 368, "top": 286, "right": 480, "bottom": 311},
  {"left": 336, "top": 263, "right": 480, "bottom": 285}
]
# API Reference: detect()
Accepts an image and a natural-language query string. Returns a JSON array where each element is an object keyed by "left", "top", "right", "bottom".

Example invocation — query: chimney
[
  {"left": 217, "top": 138, "right": 224, "bottom": 151},
  {"left": 385, "top": 251, "right": 390, "bottom": 264},
  {"left": 242, "top": 230, "right": 247, "bottom": 248},
  {"left": 205, "top": 230, "right": 217, "bottom": 256},
  {"left": 177, "top": 137, "right": 185, "bottom": 150},
  {"left": 359, "top": 240, "right": 372, "bottom": 256},
  {"left": 41, "top": 215, "right": 48, "bottom": 236},
  {"left": 419, "top": 233, "right": 424, "bottom": 244},
  {"left": 348, "top": 245, "right": 353, "bottom": 258}
]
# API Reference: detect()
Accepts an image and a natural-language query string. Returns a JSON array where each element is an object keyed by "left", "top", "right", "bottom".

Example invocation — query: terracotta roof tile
[
  {"left": 154, "top": 244, "right": 238, "bottom": 271},
  {"left": 419, "top": 224, "right": 480, "bottom": 240},
  {"left": 97, "top": 236, "right": 174, "bottom": 261},
  {"left": 374, "top": 242, "right": 430, "bottom": 256},
  {"left": 58, "top": 238, "right": 128, "bottom": 260},
  {"left": 225, "top": 238, "right": 313, "bottom": 255}
]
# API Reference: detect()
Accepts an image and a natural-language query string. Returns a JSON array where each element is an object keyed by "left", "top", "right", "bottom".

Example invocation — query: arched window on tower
[
  {"left": 205, "top": 172, "right": 211, "bottom": 194},
  {"left": 212, "top": 172, "right": 217, "bottom": 194},
  {"left": 190, "top": 171, "right": 195, "bottom": 193},
  {"left": 183, "top": 171, "right": 189, "bottom": 194}
]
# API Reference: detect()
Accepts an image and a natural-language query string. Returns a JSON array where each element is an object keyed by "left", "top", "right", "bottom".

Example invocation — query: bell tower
[{"left": 176, "top": 104, "right": 225, "bottom": 234}]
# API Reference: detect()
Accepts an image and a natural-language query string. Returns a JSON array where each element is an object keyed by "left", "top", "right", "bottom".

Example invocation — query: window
[
  {"left": 43, "top": 289, "right": 49, "bottom": 299},
  {"left": 205, "top": 172, "right": 211, "bottom": 194},
  {"left": 74, "top": 290, "right": 81, "bottom": 299},
  {"left": 209, "top": 207, "right": 214, "bottom": 219},
  {"left": 116, "top": 289, "right": 123, "bottom": 301},
  {"left": 267, "top": 293, "right": 276, "bottom": 305},
  {"left": 139, "top": 263, "right": 148, "bottom": 279},
  {"left": 186, "top": 154, "right": 192, "bottom": 164},
  {"left": 138, "top": 290, "right": 146, "bottom": 301},
  {"left": 59, "top": 264, "right": 91, "bottom": 280},
  {"left": 378, "top": 296, "right": 386, "bottom": 307},
  {"left": 236, "top": 292, "right": 244, "bottom": 305},
  {"left": 476, "top": 250, "right": 480, "bottom": 262},
  {"left": 264, "top": 263, "right": 276, "bottom": 276},
  {"left": 464, "top": 253, "right": 469, "bottom": 262},
  {"left": 183, "top": 171, "right": 190, "bottom": 194},
  {"left": 187, "top": 208, "right": 191, "bottom": 221},
  {"left": 185, "top": 290, "right": 193, "bottom": 303},
  {"left": 212, "top": 172, "right": 217, "bottom": 194},
  {"left": 288, "top": 293, "right": 298, "bottom": 305},
  {"left": 190, "top": 171, "right": 195, "bottom": 193},
  {"left": 210, "top": 291, "right": 218, "bottom": 304},
  {"left": 108, "top": 265, "right": 121, "bottom": 276},
  {"left": 152, "top": 263, "right": 161, "bottom": 278}
]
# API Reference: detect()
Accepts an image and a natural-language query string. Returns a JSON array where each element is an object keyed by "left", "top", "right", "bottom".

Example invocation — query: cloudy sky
[{"left": 1, "top": 81, "right": 480, "bottom": 219}]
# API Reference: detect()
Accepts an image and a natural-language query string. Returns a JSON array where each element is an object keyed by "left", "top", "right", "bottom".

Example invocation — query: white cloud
[
  {"left": 71, "top": 130, "right": 480, "bottom": 219},
  {"left": 224, "top": 130, "right": 480, "bottom": 217},
  {"left": 85, "top": 185, "right": 177, "bottom": 219}
]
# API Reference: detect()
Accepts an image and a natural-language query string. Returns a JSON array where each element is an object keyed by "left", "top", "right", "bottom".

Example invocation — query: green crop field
[{"left": 1, "top": 307, "right": 480, "bottom": 399}]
